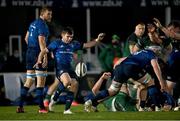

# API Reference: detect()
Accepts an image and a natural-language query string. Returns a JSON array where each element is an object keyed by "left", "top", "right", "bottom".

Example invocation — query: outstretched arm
[
  {"left": 92, "top": 72, "right": 111, "bottom": 95},
  {"left": 83, "top": 33, "right": 105, "bottom": 48},
  {"left": 153, "top": 18, "right": 180, "bottom": 40}
]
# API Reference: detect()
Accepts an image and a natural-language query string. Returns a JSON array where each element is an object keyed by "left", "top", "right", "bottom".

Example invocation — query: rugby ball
[{"left": 75, "top": 62, "right": 87, "bottom": 77}]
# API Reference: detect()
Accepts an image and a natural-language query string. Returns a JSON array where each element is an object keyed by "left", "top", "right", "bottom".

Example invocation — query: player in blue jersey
[
  {"left": 16, "top": 7, "right": 52, "bottom": 113},
  {"left": 84, "top": 46, "right": 167, "bottom": 112},
  {"left": 34, "top": 26, "right": 105, "bottom": 114},
  {"left": 154, "top": 18, "right": 180, "bottom": 111},
  {"left": 131, "top": 22, "right": 173, "bottom": 111}
]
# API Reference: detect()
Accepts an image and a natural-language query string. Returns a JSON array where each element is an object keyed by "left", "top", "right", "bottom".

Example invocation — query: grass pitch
[{"left": 0, "top": 104, "right": 180, "bottom": 120}]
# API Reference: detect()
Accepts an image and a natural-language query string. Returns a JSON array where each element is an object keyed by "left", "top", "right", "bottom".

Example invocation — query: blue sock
[
  {"left": 84, "top": 92, "right": 95, "bottom": 102},
  {"left": 36, "top": 87, "right": 44, "bottom": 109},
  {"left": 53, "top": 82, "right": 65, "bottom": 101},
  {"left": 92, "top": 90, "right": 109, "bottom": 105},
  {"left": 58, "top": 94, "right": 67, "bottom": 104},
  {"left": 19, "top": 86, "right": 29, "bottom": 107},
  {"left": 148, "top": 86, "right": 161, "bottom": 108},
  {"left": 140, "top": 101, "right": 146, "bottom": 108},
  {"left": 65, "top": 91, "right": 74, "bottom": 111}
]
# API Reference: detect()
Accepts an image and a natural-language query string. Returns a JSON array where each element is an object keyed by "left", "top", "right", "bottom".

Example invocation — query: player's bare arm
[
  {"left": 38, "top": 35, "right": 48, "bottom": 68},
  {"left": 92, "top": 72, "right": 111, "bottom": 94},
  {"left": 34, "top": 48, "right": 49, "bottom": 68},
  {"left": 154, "top": 18, "right": 180, "bottom": 40},
  {"left": 24, "top": 31, "right": 29, "bottom": 44},
  {"left": 83, "top": 33, "right": 105, "bottom": 48},
  {"left": 151, "top": 59, "right": 167, "bottom": 91}
]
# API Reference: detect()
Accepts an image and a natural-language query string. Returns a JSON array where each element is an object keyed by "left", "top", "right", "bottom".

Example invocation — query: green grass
[{"left": 0, "top": 104, "right": 180, "bottom": 120}]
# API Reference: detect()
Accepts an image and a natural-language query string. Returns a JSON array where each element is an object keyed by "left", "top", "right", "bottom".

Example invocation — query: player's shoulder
[
  {"left": 50, "top": 39, "right": 61, "bottom": 44},
  {"left": 71, "top": 40, "right": 81, "bottom": 45},
  {"left": 34, "top": 18, "right": 46, "bottom": 26},
  {"left": 127, "top": 33, "right": 136, "bottom": 41}
]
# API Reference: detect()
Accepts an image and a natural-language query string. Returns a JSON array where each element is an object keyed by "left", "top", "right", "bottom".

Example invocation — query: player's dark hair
[
  {"left": 62, "top": 26, "right": 74, "bottom": 35},
  {"left": 40, "top": 6, "right": 52, "bottom": 15}
]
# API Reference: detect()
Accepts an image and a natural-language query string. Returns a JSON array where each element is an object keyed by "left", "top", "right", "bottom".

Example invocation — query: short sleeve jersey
[{"left": 27, "top": 18, "right": 49, "bottom": 50}]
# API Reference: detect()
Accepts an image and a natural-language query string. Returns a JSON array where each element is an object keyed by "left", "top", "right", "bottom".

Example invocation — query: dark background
[{"left": 0, "top": 0, "right": 180, "bottom": 68}]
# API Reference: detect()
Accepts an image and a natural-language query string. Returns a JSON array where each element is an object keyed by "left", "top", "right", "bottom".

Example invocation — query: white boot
[
  {"left": 49, "top": 98, "right": 56, "bottom": 112},
  {"left": 63, "top": 109, "right": 73, "bottom": 114},
  {"left": 84, "top": 100, "right": 92, "bottom": 112}
]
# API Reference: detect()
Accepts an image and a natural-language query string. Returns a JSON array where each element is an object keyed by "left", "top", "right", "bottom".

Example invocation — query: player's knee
[
  {"left": 26, "top": 72, "right": 36, "bottom": 79},
  {"left": 109, "top": 81, "right": 121, "bottom": 96}
]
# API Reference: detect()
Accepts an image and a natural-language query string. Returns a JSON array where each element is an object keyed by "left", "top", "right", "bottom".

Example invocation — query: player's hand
[
  {"left": 96, "top": 33, "right": 106, "bottom": 42},
  {"left": 33, "top": 61, "right": 42, "bottom": 69},
  {"left": 153, "top": 18, "right": 163, "bottom": 28},
  {"left": 101, "top": 72, "right": 111, "bottom": 80},
  {"left": 160, "top": 81, "right": 167, "bottom": 92}
]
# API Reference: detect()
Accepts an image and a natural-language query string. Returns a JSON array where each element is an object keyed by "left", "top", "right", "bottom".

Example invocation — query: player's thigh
[{"left": 60, "top": 72, "right": 72, "bottom": 86}]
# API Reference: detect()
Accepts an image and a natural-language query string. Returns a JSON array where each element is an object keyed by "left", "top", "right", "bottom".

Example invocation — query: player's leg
[
  {"left": 51, "top": 82, "right": 66, "bottom": 103},
  {"left": 62, "top": 78, "right": 78, "bottom": 114},
  {"left": 17, "top": 49, "right": 36, "bottom": 113},
  {"left": 36, "top": 70, "right": 48, "bottom": 113},
  {"left": 136, "top": 74, "right": 151, "bottom": 111},
  {"left": 63, "top": 90, "right": 74, "bottom": 114},
  {"left": 44, "top": 78, "right": 59, "bottom": 107},
  {"left": 84, "top": 64, "right": 129, "bottom": 112},
  {"left": 49, "top": 79, "right": 78, "bottom": 113},
  {"left": 84, "top": 80, "right": 121, "bottom": 112},
  {"left": 70, "top": 78, "right": 79, "bottom": 106},
  {"left": 16, "top": 70, "right": 35, "bottom": 113},
  {"left": 50, "top": 78, "right": 78, "bottom": 114},
  {"left": 147, "top": 85, "right": 162, "bottom": 111},
  {"left": 48, "top": 82, "right": 65, "bottom": 112},
  {"left": 49, "top": 72, "right": 75, "bottom": 114}
]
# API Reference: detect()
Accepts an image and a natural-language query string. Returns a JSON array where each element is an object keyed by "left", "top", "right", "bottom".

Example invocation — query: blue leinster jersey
[
  {"left": 27, "top": 18, "right": 49, "bottom": 50},
  {"left": 47, "top": 39, "right": 82, "bottom": 70},
  {"left": 123, "top": 49, "right": 157, "bottom": 69}
]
